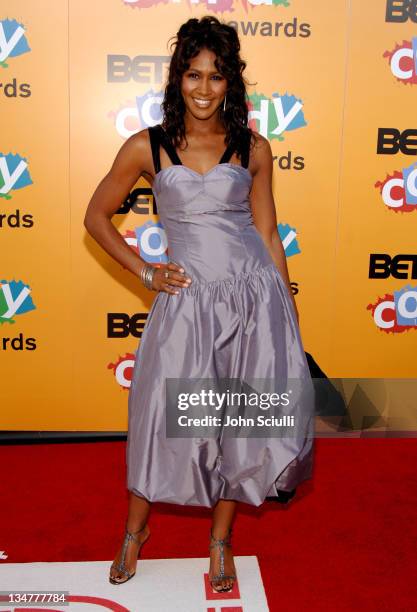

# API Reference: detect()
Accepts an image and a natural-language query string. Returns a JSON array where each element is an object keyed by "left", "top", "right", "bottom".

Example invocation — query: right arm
[{"left": 83, "top": 129, "right": 191, "bottom": 294}]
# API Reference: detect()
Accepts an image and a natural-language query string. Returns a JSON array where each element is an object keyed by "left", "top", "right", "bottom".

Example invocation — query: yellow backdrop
[{"left": 1, "top": 0, "right": 416, "bottom": 431}]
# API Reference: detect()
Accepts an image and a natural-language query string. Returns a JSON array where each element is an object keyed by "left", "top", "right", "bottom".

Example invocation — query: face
[{"left": 181, "top": 48, "right": 227, "bottom": 119}]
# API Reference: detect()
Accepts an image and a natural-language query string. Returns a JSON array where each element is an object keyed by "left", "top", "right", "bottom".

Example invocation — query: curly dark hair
[{"left": 161, "top": 15, "right": 255, "bottom": 161}]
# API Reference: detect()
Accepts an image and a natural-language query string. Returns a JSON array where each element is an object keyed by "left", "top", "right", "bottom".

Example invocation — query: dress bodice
[
  {"left": 148, "top": 125, "right": 253, "bottom": 215},
  {"left": 147, "top": 125, "right": 273, "bottom": 283}
]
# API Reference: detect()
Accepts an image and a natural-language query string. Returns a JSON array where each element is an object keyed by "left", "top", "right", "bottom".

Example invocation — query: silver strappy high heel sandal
[
  {"left": 209, "top": 527, "right": 237, "bottom": 592},
  {"left": 109, "top": 521, "right": 149, "bottom": 585}
]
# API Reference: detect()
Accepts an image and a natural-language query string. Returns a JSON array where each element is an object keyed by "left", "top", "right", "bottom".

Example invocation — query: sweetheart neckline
[{"left": 153, "top": 162, "right": 252, "bottom": 183}]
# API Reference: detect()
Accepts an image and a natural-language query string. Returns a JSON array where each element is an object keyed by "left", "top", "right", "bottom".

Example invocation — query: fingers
[
  {"left": 162, "top": 277, "right": 191, "bottom": 294},
  {"left": 157, "top": 261, "right": 192, "bottom": 295},
  {"left": 166, "top": 262, "right": 191, "bottom": 282},
  {"left": 167, "top": 261, "right": 184, "bottom": 272},
  {"left": 166, "top": 262, "right": 192, "bottom": 285},
  {"left": 161, "top": 282, "right": 180, "bottom": 295},
  {"left": 166, "top": 275, "right": 191, "bottom": 288}
]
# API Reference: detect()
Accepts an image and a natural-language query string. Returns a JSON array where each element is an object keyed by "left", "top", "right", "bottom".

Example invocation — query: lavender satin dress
[{"left": 126, "top": 125, "right": 314, "bottom": 507}]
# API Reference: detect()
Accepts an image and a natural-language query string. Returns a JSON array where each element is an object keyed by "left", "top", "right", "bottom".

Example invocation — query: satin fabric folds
[{"left": 126, "top": 162, "right": 314, "bottom": 507}]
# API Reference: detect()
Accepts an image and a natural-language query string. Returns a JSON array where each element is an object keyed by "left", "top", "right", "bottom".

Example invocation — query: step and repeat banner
[{"left": 1, "top": 0, "right": 416, "bottom": 432}]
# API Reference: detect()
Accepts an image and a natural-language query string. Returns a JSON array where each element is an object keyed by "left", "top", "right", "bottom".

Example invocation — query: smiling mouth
[{"left": 192, "top": 98, "right": 212, "bottom": 107}]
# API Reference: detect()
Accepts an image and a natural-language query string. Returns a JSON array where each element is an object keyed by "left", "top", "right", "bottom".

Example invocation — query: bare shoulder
[
  {"left": 125, "top": 127, "right": 152, "bottom": 154},
  {"left": 110, "top": 127, "right": 154, "bottom": 179},
  {"left": 121, "top": 128, "right": 151, "bottom": 158},
  {"left": 248, "top": 130, "right": 273, "bottom": 175},
  {"left": 250, "top": 130, "right": 272, "bottom": 159}
]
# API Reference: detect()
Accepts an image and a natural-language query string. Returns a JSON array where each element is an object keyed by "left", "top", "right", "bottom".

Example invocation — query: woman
[{"left": 84, "top": 15, "right": 314, "bottom": 593}]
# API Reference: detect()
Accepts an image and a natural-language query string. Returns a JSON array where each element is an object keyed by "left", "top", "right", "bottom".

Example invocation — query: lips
[{"left": 192, "top": 98, "right": 212, "bottom": 108}]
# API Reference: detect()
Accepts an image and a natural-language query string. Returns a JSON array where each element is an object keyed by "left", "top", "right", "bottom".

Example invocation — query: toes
[
  {"left": 211, "top": 579, "right": 223, "bottom": 592},
  {"left": 110, "top": 564, "right": 125, "bottom": 583},
  {"left": 111, "top": 571, "right": 127, "bottom": 583}
]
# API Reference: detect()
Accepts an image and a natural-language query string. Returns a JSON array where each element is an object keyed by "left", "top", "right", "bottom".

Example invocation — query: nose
[{"left": 196, "top": 77, "right": 211, "bottom": 96}]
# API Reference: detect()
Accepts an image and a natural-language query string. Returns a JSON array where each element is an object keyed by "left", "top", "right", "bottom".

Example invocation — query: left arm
[{"left": 248, "top": 133, "right": 299, "bottom": 324}]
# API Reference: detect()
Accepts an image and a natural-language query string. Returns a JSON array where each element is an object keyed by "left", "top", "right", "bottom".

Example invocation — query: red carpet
[{"left": 1, "top": 438, "right": 416, "bottom": 611}]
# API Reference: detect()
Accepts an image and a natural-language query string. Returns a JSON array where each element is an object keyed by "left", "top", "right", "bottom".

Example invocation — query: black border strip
[
  {"left": 0, "top": 430, "right": 416, "bottom": 445},
  {"left": 0, "top": 431, "right": 127, "bottom": 445}
]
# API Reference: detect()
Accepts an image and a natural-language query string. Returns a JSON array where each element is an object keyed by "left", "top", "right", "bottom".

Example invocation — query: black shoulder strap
[
  {"left": 148, "top": 126, "right": 161, "bottom": 174},
  {"left": 148, "top": 124, "right": 183, "bottom": 174},
  {"left": 219, "top": 140, "right": 236, "bottom": 165},
  {"left": 240, "top": 130, "right": 251, "bottom": 169},
  {"left": 219, "top": 129, "right": 251, "bottom": 168},
  {"left": 157, "top": 125, "right": 182, "bottom": 166}
]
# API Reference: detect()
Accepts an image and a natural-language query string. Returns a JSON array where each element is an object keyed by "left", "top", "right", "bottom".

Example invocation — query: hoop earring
[{"left": 223, "top": 94, "right": 227, "bottom": 112}]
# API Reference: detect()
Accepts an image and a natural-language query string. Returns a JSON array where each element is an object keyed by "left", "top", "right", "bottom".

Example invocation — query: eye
[{"left": 211, "top": 74, "right": 223, "bottom": 80}]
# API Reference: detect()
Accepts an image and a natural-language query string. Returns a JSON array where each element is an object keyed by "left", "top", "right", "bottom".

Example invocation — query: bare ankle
[
  {"left": 211, "top": 526, "right": 232, "bottom": 540},
  {"left": 126, "top": 521, "right": 147, "bottom": 533}
]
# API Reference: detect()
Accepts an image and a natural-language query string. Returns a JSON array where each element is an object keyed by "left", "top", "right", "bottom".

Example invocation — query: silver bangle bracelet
[
  {"left": 140, "top": 263, "right": 156, "bottom": 290},
  {"left": 143, "top": 266, "right": 154, "bottom": 290}
]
